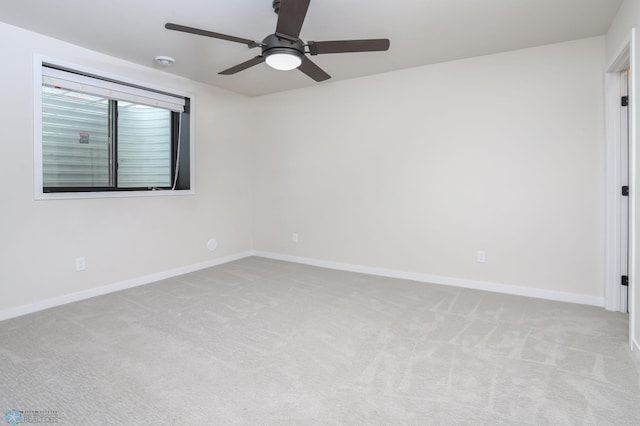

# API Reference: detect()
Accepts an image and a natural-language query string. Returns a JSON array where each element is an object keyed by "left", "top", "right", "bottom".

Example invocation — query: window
[{"left": 36, "top": 62, "right": 192, "bottom": 197}]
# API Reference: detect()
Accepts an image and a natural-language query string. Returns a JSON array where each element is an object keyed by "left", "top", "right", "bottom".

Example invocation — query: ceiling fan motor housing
[{"left": 262, "top": 33, "right": 304, "bottom": 59}]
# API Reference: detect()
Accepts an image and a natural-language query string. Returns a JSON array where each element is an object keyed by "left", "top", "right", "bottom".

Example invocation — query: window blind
[{"left": 42, "top": 65, "right": 186, "bottom": 112}]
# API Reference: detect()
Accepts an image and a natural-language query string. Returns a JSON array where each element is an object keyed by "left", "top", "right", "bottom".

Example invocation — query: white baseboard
[
  {"left": 253, "top": 251, "right": 605, "bottom": 307},
  {"left": 1, "top": 250, "right": 607, "bottom": 322},
  {"left": 0, "top": 251, "right": 253, "bottom": 322}
]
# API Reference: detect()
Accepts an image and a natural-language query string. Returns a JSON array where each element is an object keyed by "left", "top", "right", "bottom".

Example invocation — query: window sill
[{"left": 34, "top": 188, "right": 195, "bottom": 201}]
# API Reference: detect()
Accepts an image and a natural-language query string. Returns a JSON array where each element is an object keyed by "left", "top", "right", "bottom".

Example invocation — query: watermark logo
[
  {"left": 5, "top": 410, "right": 22, "bottom": 425},
  {"left": 4, "top": 410, "right": 58, "bottom": 424}
]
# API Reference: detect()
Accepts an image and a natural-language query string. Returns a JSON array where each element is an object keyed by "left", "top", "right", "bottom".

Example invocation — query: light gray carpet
[{"left": 1, "top": 257, "right": 639, "bottom": 425}]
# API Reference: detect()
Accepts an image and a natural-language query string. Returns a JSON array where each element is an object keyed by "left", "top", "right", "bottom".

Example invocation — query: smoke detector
[{"left": 154, "top": 56, "right": 175, "bottom": 66}]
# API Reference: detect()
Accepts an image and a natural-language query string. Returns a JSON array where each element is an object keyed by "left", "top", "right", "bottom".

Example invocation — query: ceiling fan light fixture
[{"left": 264, "top": 50, "right": 302, "bottom": 71}]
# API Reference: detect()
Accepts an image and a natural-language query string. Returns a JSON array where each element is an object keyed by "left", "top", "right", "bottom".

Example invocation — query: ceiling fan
[{"left": 165, "top": 0, "right": 390, "bottom": 82}]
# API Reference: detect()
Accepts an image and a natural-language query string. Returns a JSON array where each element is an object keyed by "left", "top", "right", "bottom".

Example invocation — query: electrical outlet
[
  {"left": 75, "top": 257, "right": 86, "bottom": 271},
  {"left": 476, "top": 250, "right": 486, "bottom": 263},
  {"left": 292, "top": 233, "right": 299, "bottom": 243}
]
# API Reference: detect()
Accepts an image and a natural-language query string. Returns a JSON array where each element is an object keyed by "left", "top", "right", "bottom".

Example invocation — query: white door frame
[
  {"left": 605, "top": 29, "right": 636, "bottom": 347},
  {"left": 621, "top": 69, "right": 630, "bottom": 313}
]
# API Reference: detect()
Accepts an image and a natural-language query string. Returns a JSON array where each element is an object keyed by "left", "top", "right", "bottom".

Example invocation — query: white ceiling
[{"left": 0, "top": 0, "right": 623, "bottom": 97}]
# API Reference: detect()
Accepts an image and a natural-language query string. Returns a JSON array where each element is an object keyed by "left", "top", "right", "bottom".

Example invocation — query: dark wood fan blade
[
  {"left": 165, "top": 23, "right": 257, "bottom": 46},
  {"left": 308, "top": 39, "right": 390, "bottom": 55},
  {"left": 298, "top": 57, "right": 330, "bottom": 82},
  {"left": 219, "top": 56, "right": 265, "bottom": 75},
  {"left": 275, "top": 0, "right": 311, "bottom": 40}
]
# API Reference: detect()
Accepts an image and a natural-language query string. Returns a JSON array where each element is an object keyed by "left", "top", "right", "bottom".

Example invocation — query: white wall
[
  {"left": 0, "top": 22, "right": 253, "bottom": 314},
  {"left": 0, "top": 20, "right": 611, "bottom": 322},
  {"left": 252, "top": 37, "right": 606, "bottom": 301},
  {"left": 606, "top": 0, "right": 640, "bottom": 355}
]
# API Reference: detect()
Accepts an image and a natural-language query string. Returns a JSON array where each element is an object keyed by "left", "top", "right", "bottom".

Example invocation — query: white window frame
[{"left": 33, "top": 55, "right": 195, "bottom": 200}]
